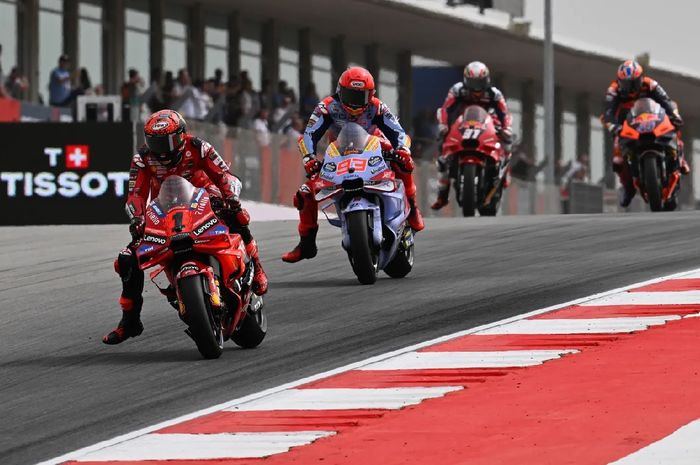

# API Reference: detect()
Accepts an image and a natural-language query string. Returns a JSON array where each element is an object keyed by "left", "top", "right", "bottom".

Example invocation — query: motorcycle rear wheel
[
  {"left": 179, "top": 275, "right": 223, "bottom": 359},
  {"left": 460, "top": 164, "right": 477, "bottom": 217},
  {"left": 643, "top": 156, "right": 662, "bottom": 212},
  {"left": 347, "top": 210, "right": 377, "bottom": 285},
  {"left": 384, "top": 229, "right": 414, "bottom": 279}
]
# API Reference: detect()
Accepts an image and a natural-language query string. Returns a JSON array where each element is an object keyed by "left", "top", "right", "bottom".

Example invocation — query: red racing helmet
[
  {"left": 144, "top": 110, "right": 187, "bottom": 165},
  {"left": 337, "top": 67, "right": 376, "bottom": 115},
  {"left": 617, "top": 60, "right": 644, "bottom": 96}
]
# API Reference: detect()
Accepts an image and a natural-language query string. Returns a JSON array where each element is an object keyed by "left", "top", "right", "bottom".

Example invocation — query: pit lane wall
[{"left": 0, "top": 122, "right": 601, "bottom": 225}]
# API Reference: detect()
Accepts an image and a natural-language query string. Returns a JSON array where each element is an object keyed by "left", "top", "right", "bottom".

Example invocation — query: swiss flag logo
[{"left": 65, "top": 145, "right": 90, "bottom": 169}]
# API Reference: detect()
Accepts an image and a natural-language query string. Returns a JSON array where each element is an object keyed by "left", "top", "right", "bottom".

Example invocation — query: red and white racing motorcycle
[
  {"left": 442, "top": 105, "right": 510, "bottom": 217},
  {"left": 136, "top": 176, "right": 266, "bottom": 359}
]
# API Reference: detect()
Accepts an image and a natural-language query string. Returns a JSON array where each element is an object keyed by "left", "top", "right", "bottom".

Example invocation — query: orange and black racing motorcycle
[{"left": 618, "top": 98, "right": 681, "bottom": 211}]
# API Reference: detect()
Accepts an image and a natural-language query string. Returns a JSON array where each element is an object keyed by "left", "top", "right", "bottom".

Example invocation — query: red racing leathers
[
  {"left": 433, "top": 83, "right": 513, "bottom": 207},
  {"left": 602, "top": 76, "right": 687, "bottom": 195},
  {"left": 105, "top": 134, "right": 267, "bottom": 344},
  {"left": 281, "top": 94, "right": 424, "bottom": 263}
]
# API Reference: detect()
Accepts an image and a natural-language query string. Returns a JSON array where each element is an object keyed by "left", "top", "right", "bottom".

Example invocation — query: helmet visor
[
  {"left": 465, "top": 77, "right": 488, "bottom": 92},
  {"left": 619, "top": 77, "right": 642, "bottom": 94},
  {"left": 145, "top": 132, "right": 184, "bottom": 155},
  {"left": 339, "top": 87, "right": 370, "bottom": 109}
]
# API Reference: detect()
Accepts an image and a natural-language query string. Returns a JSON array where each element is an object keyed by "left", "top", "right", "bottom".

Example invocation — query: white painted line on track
[
  {"left": 72, "top": 431, "right": 335, "bottom": 461},
  {"left": 226, "top": 387, "right": 461, "bottom": 411},
  {"left": 582, "top": 291, "right": 700, "bottom": 306},
  {"left": 608, "top": 419, "right": 700, "bottom": 465},
  {"left": 37, "top": 266, "right": 700, "bottom": 465},
  {"left": 670, "top": 271, "right": 700, "bottom": 279},
  {"left": 476, "top": 316, "right": 680, "bottom": 335},
  {"left": 358, "top": 350, "right": 578, "bottom": 370}
]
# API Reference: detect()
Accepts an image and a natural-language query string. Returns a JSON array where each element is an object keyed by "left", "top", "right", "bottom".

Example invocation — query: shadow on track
[
  {"left": 0, "top": 349, "right": 205, "bottom": 368},
  {"left": 272, "top": 278, "right": 358, "bottom": 289}
]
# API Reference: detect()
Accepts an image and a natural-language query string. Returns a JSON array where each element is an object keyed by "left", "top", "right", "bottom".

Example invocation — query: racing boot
[
  {"left": 281, "top": 227, "right": 318, "bottom": 263},
  {"left": 407, "top": 196, "right": 425, "bottom": 232},
  {"left": 431, "top": 189, "right": 449, "bottom": 210},
  {"left": 681, "top": 158, "right": 690, "bottom": 175},
  {"left": 102, "top": 297, "right": 144, "bottom": 345},
  {"left": 245, "top": 240, "right": 268, "bottom": 295},
  {"left": 619, "top": 186, "right": 636, "bottom": 208}
]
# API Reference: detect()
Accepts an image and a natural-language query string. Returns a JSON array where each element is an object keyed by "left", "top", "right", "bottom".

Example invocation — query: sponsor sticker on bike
[
  {"left": 193, "top": 217, "right": 218, "bottom": 236},
  {"left": 143, "top": 234, "right": 167, "bottom": 245}
]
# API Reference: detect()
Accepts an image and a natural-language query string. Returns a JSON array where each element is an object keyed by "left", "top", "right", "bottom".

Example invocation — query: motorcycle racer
[
  {"left": 602, "top": 59, "right": 688, "bottom": 207},
  {"left": 281, "top": 66, "right": 424, "bottom": 264},
  {"left": 431, "top": 61, "right": 513, "bottom": 210},
  {"left": 103, "top": 110, "right": 268, "bottom": 345}
]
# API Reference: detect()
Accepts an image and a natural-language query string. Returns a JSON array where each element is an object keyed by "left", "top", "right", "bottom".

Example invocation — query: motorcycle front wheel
[
  {"left": 642, "top": 156, "right": 662, "bottom": 212},
  {"left": 460, "top": 164, "right": 477, "bottom": 217},
  {"left": 347, "top": 210, "right": 377, "bottom": 284},
  {"left": 179, "top": 275, "right": 223, "bottom": 359}
]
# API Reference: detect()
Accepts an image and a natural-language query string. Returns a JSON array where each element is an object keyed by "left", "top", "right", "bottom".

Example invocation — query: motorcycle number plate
[{"left": 463, "top": 128, "right": 482, "bottom": 139}]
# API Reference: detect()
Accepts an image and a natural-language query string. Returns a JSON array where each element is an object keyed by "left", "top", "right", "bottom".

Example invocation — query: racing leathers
[
  {"left": 432, "top": 83, "right": 513, "bottom": 209},
  {"left": 103, "top": 134, "right": 268, "bottom": 345},
  {"left": 602, "top": 76, "right": 687, "bottom": 205},
  {"left": 281, "top": 94, "right": 424, "bottom": 263}
]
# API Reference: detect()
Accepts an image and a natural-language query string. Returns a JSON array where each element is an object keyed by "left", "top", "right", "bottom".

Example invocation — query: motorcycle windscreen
[
  {"left": 462, "top": 105, "right": 489, "bottom": 124},
  {"left": 156, "top": 175, "right": 196, "bottom": 210},
  {"left": 335, "top": 122, "right": 370, "bottom": 155},
  {"left": 630, "top": 98, "right": 662, "bottom": 118}
]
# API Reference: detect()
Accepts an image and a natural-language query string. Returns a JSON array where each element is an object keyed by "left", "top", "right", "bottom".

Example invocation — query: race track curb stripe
[{"left": 40, "top": 267, "right": 700, "bottom": 465}]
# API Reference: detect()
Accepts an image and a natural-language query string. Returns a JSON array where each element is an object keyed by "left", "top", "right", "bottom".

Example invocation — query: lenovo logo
[{"left": 193, "top": 217, "right": 218, "bottom": 236}]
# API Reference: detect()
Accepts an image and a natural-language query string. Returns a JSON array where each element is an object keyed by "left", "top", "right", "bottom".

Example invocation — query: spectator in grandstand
[
  {"left": 274, "top": 80, "right": 293, "bottom": 108},
  {"left": 142, "top": 67, "right": 165, "bottom": 112},
  {"left": 177, "top": 78, "right": 211, "bottom": 120},
  {"left": 212, "top": 68, "right": 224, "bottom": 86},
  {"left": 223, "top": 76, "right": 242, "bottom": 126},
  {"left": 77, "top": 68, "right": 93, "bottom": 95},
  {"left": 162, "top": 70, "right": 175, "bottom": 108},
  {"left": 4, "top": 67, "right": 29, "bottom": 100},
  {"left": 253, "top": 108, "right": 271, "bottom": 148},
  {"left": 49, "top": 54, "right": 77, "bottom": 107},
  {"left": 173, "top": 68, "right": 191, "bottom": 100},
  {"left": 238, "top": 75, "right": 259, "bottom": 129},
  {"left": 283, "top": 113, "right": 304, "bottom": 148},
  {"left": 121, "top": 68, "right": 145, "bottom": 121},
  {"left": 259, "top": 78, "right": 274, "bottom": 111},
  {"left": 271, "top": 94, "right": 295, "bottom": 132},
  {"left": 300, "top": 82, "right": 319, "bottom": 119}
]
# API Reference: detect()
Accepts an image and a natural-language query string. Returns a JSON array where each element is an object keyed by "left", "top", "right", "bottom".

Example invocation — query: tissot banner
[{"left": 0, "top": 122, "right": 134, "bottom": 225}]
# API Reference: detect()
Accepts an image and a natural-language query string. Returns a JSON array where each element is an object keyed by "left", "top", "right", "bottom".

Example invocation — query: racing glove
[
  {"left": 303, "top": 154, "right": 322, "bottom": 178},
  {"left": 606, "top": 122, "right": 622, "bottom": 136},
  {"left": 393, "top": 147, "right": 415, "bottom": 173},
  {"left": 499, "top": 127, "right": 514, "bottom": 151},
  {"left": 670, "top": 110, "right": 684, "bottom": 129},
  {"left": 129, "top": 216, "right": 144, "bottom": 242}
]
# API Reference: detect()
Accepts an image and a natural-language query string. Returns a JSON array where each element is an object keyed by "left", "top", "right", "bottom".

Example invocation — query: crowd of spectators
[
  {"left": 118, "top": 65, "right": 318, "bottom": 142},
  {"left": 0, "top": 43, "right": 319, "bottom": 142}
]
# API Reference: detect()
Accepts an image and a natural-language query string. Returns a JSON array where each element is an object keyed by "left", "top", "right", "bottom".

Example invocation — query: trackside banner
[{"left": 0, "top": 122, "right": 134, "bottom": 225}]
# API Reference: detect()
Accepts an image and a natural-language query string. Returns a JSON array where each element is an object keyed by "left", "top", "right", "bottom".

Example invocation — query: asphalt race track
[{"left": 2, "top": 212, "right": 700, "bottom": 464}]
